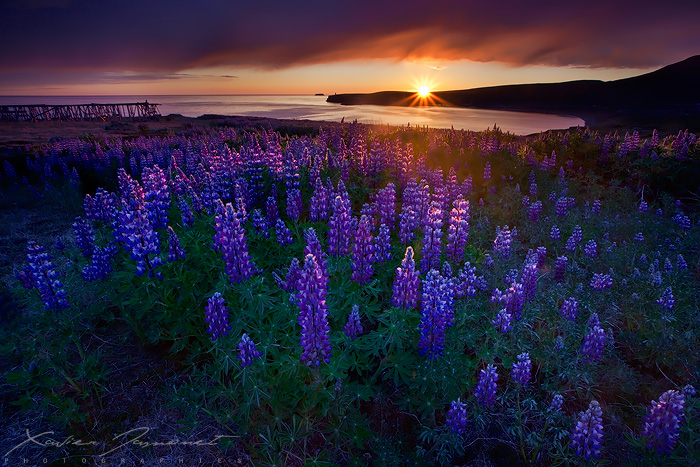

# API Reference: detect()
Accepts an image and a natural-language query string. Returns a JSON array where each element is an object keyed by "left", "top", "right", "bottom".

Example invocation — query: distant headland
[{"left": 327, "top": 55, "right": 700, "bottom": 131}]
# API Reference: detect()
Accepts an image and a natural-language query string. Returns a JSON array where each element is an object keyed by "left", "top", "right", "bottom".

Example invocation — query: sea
[{"left": 0, "top": 95, "right": 585, "bottom": 135}]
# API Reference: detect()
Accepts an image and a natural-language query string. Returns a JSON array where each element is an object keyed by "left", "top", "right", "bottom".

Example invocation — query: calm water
[{"left": 0, "top": 95, "right": 584, "bottom": 135}]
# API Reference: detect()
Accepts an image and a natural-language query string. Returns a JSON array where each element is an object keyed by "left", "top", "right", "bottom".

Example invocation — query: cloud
[
  {"left": 429, "top": 66, "right": 446, "bottom": 70},
  {"left": 0, "top": 0, "right": 698, "bottom": 80}
]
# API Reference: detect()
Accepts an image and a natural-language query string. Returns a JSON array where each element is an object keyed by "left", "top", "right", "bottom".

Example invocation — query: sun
[{"left": 418, "top": 85, "right": 430, "bottom": 97}]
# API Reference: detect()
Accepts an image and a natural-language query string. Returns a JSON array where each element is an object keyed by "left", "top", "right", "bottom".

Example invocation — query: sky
[{"left": 1, "top": 0, "right": 699, "bottom": 96}]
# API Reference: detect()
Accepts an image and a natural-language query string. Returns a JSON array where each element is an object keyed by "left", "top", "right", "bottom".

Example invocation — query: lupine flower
[
  {"left": 581, "top": 313, "right": 606, "bottom": 362},
  {"left": 418, "top": 270, "right": 451, "bottom": 359},
  {"left": 484, "top": 253, "right": 494, "bottom": 267},
  {"left": 522, "top": 195, "right": 531, "bottom": 207},
  {"left": 551, "top": 394, "right": 564, "bottom": 411},
  {"left": 351, "top": 215, "right": 376, "bottom": 284},
  {"left": 72, "top": 216, "right": 95, "bottom": 259},
  {"left": 26, "top": 241, "right": 69, "bottom": 311},
  {"left": 374, "top": 223, "right": 392, "bottom": 263},
  {"left": 584, "top": 240, "right": 598, "bottom": 258},
  {"left": 393, "top": 248, "right": 421, "bottom": 308},
  {"left": 420, "top": 201, "right": 444, "bottom": 273},
  {"left": 304, "top": 228, "right": 328, "bottom": 281},
  {"left": 673, "top": 213, "right": 691, "bottom": 230},
  {"left": 81, "top": 243, "right": 117, "bottom": 282},
  {"left": 178, "top": 196, "right": 194, "bottom": 227},
  {"left": 570, "top": 400, "right": 604, "bottom": 460},
  {"left": 455, "top": 262, "right": 477, "bottom": 299},
  {"left": 527, "top": 201, "right": 543, "bottom": 222},
  {"left": 683, "top": 384, "right": 696, "bottom": 398},
  {"left": 592, "top": 199, "right": 601, "bottom": 214},
  {"left": 536, "top": 246, "right": 547, "bottom": 267},
  {"left": 446, "top": 398, "right": 468, "bottom": 434},
  {"left": 297, "top": 254, "right": 332, "bottom": 366},
  {"left": 446, "top": 195, "right": 470, "bottom": 262},
  {"left": 550, "top": 225, "right": 560, "bottom": 240},
  {"left": 251, "top": 209, "right": 270, "bottom": 238},
  {"left": 633, "top": 232, "right": 644, "bottom": 242},
  {"left": 142, "top": 166, "right": 170, "bottom": 229},
  {"left": 475, "top": 364, "right": 498, "bottom": 407},
  {"left": 309, "top": 177, "right": 329, "bottom": 221},
  {"left": 555, "top": 197, "right": 570, "bottom": 216},
  {"left": 590, "top": 273, "right": 613, "bottom": 290},
  {"left": 677, "top": 254, "right": 688, "bottom": 270},
  {"left": 213, "top": 201, "right": 258, "bottom": 283},
  {"left": 492, "top": 309, "right": 513, "bottom": 333},
  {"left": 344, "top": 304, "right": 363, "bottom": 339},
  {"left": 521, "top": 262, "right": 538, "bottom": 301},
  {"left": 280, "top": 257, "right": 302, "bottom": 293},
  {"left": 204, "top": 292, "right": 231, "bottom": 342},
  {"left": 560, "top": 297, "right": 578, "bottom": 321},
  {"left": 656, "top": 287, "right": 675, "bottom": 311},
  {"left": 483, "top": 162, "right": 491, "bottom": 180},
  {"left": 398, "top": 203, "right": 418, "bottom": 244},
  {"left": 328, "top": 196, "right": 353, "bottom": 256},
  {"left": 664, "top": 258, "right": 673, "bottom": 272},
  {"left": 375, "top": 183, "right": 396, "bottom": 230},
  {"left": 238, "top": 333, "right": 263, "bottom": 367},
  {"left": 494, "top": 225, "right": 512, "bottom": 259},
  {"left": 117, "top": 200, "right": 163, "bottom": 278},
  {"left": 166, "top": 226, "right": 186, "bottom": 262},
  {"left": 554, "top": 335, "right": 564, "bottom": 351},
  {"left": 286, "top": 188, "right": 302, "bottom": 221},
  {"left": 572, "top": 225, "right": 582, "bottom": 243},
  {"left": 529, "top": 182, "right": 537, "bottom": 197},
  {"left": 512, "top": 352, "right": 532, "bottom": 386},
  {"left": 265, "top": 195, "right": 279, "bottom": 225},
  {"left": 641, "top": 390, "right": 685, "bottom": 455},
  {"left": 275, "top": 219, "right": 294, "bottom": 245},
  {"left": 84, "top": 188, "right": 118, "bottom": 224}
]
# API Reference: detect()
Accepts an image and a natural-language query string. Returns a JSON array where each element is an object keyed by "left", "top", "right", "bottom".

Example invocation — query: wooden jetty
[{"left": 0, "top": 102, "right": 160, "bottom": 122}]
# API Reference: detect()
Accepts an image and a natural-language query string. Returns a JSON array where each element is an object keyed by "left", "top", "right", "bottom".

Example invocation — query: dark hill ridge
[{"left": 327, "top": 55, "right": 700, "bottom": 129}]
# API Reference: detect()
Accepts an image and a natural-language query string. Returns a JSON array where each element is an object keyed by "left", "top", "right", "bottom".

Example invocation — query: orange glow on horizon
[{"left": 418, "top": 85, "right": 430, "bottom": 97}]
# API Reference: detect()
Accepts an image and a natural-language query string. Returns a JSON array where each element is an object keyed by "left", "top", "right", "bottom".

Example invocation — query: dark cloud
[{"left": 0, "top": 0, "right": 698, "bottom": 81}]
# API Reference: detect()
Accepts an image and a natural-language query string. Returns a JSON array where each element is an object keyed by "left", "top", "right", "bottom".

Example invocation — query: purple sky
[{"left": 1, "top": 0, "right": 698, "bottom": 95}]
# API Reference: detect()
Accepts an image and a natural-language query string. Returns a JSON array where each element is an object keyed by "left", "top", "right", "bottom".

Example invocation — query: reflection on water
[{"left": 0, "top": 95, "right": 585, "bottom": 135}]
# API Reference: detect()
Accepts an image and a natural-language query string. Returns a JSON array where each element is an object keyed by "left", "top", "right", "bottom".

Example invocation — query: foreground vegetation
[{"left": 1, "top": 121, "right": 698, "bottom": 466}]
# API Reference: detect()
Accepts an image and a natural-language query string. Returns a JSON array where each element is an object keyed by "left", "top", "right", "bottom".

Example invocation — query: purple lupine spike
[
  {"left": 677, "top": 254, "right": 688, "bottom": 270},
  {"left": 592, "top": 199, "right": 601, "bottom": 214},
  {"left": 550, "top": 225, "right": 561, "bottom": 240},
  {"left": 265, "top": 195, "right": 279, "bottom": 225},
  {"left": 304, "top": 227, "right": 328, "bottom": 280},
  {"left": 251, "top": 209, "right": 270, "bottom": 238},
  {"left": 142, "top": 166, "right": 170, "bottom": 229},
  {"left": 178, "top": 196, "right": 194, "bottom": 227},
  {"left": 351, "top": 215, "right": 376, "bottom": 284},
  {"left": 328, "top": 195, "right": 353, "bottom": 256},
  {"left": 475, "top": 364, "right": 498, "bottom": 407},
  {"left": 492, "top": 309, "right": 513, "bottom": 334},
  {"left": 536, "top": 246, "right": 547, "bottom": 267},
  {"left": 26, "top": 241, "right": 69, "bottom": 311},
  {"left": 565, "top": 235, "right": 577, "bottom": 252},
  {"left": 344, "top": 304, "right": 363, "bottom": 339},
  {"left": 512, "top": 352, "right": 532, "bottom": 386},
  {"left": 494, "top": 225, "right": 512, "bottom": 259},
  {"left": 84, "top": 188, "right": 118, "bottom": 224},
  {"left": 641, "top": 390, "right": 685, "bottom": 455},
  {"left": 309, "top": 177, "right": 329, "bottom": 221},
  {"left": 374, "top": 223, "right": 392, "bottom": 263},
  {"left": 527, "top": 201, "right": 543, "bottom": 222},
  {"left": 572, "top": 225, "right": 583, "bottom": 243},
  {"left": 238, "top": 333, "right": 263, "bottom": 367},
  {"left": 560, "top": 297, "right": 578, "bottom": 321},
  {"left": 281, "top": 257, "right": 302, "bottom": 293},
  {"left": 639, "top": 200, "right": 648, "bottom": 212},
  {"left": 420, "top": 201, "right": 444, "bottom": 273},
  {"left": 275, "top": 218, "right": 294, "bottom": 245},
  {"left": 167, "top": 226, "right": 186, "bottom": 262},
  {"left": 446, "top": 195, "right": 470, "bottom": 262},
  {"left": 392, "top": 246, "right": 421, "bottom": 308},
  {"left": 551, "top": 394, "right": 564, "bottom": 411},
  {"left": 398, "top": 202, "right": 419, "bottom": 245},
  {"left": 521, "top": 195, "right": 530, "bottom": 207},
  {"left": 590, "top": 273, "right": 613, "bottom": 291},
  {"left": 570, "top": 400, "right": 604, "bottom": 460},
  {"left": 656, "top": 287, "right": 675, "bottom": 311},
  {"left": 581, "top": 313, "right": 606, "bottom": 362},
  {"left": 521, "top": 262, "right": 538, "bottom": 302},
  {"left": 213, "top": 201, "right": 258, "bottom": 283},
  {"left": 584, "top": 239, "right": 598, "bottom": 258},
  {"left": 483, "top": 162, "right": 491, "bottom": 181},
  {"left": 72, "top": 216, "right": 95, "bottom": 259},
  {"left": 633, "top": 232, "right": 644, "bottom": 242},
  {"left": 117, "top": 200, "right": 163, "bottom": 278},
  {"left": 683, "top": 384, "right": 696, "bottom": 398},
  {"left": 81, "top": 243, "right": 117, "bottom": 282},
  {"left": 446, "top": 398, "right": 468, "bottom": 435},
  {"left": 418, "top": 269, "right": 451, "bottom": 359},
  {"left": 286, "top": 188, "right": 302, "bottom": 221},
  {"left": 297, "top": 254, "right": 332, "bottom": 367},
  {"left": 554, "top": 256, "right": 568, "bottom": 282},
  {"left": 204, "top": 292, "right": 231, "bottom": 342},
  {"left": 376, "top": 183, "right": 397, "bottom": 230},
  {"left": 455, "top": 262, "right": 477, "bottom": 299}
]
